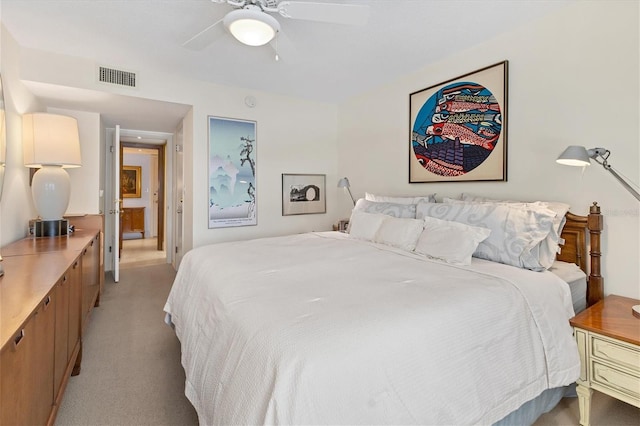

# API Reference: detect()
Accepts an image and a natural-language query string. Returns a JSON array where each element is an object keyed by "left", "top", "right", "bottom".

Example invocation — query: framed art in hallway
[
  {"left": 282, "top": 173, "right": 326, "bottom": 216},
  {"left": 208, "top": 116, "right": 257, "bottom": 228},
  {"left": 122, "top": 165, "right": 141, "bottom": 198},
  {"left": 409, "top": 60, "right": 508, "bottom": 183}
]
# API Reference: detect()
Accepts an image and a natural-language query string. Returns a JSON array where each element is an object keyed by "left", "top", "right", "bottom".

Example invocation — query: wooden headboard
[{"left": 557, "top": 202, "right": 603, "bottom": 307}]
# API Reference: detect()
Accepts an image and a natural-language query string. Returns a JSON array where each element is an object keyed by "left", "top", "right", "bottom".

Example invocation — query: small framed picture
[
  {"left": 338, "top": 219, "right": 349, "bottom": 232},
  {"left": 122, "top": 165, "right": 141, "bottom": 198},
  {"left": 282, "top": 174, "right": 326, "bottom": 216}
]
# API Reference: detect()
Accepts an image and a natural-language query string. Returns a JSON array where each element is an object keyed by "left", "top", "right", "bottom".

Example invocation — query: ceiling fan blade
[
  {"left": 277, "top": 1, "right": 370, "bottom": 26},
  {"left": 182, "top": 18, "right": 226, "bottom": 50}
]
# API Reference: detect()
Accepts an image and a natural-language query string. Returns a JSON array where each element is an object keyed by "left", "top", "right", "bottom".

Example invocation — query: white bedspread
[{"left": 164, "top": 232, "right": 580, "bottom": 425}]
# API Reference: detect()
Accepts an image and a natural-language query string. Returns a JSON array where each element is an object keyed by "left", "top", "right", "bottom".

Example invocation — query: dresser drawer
[
  {"left": 591, "top": 335, "right": 640, "bottom": 374},
  {"left": 591, "top": 360, "right": 640, "bottom": 402}
]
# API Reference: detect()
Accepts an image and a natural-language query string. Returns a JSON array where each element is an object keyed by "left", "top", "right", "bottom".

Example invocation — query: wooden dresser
[
  {"left": 0, "top": 216, "right": 104, "bottom": 426},
  {"left": 121, "top": 206, "right": 145, "bottom": 238}
]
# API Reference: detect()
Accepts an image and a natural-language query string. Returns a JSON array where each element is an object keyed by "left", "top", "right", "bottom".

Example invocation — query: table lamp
[
  {"left": 23, "top": 112, "right": 81, "bottom": 236},
  {"left": 556, "top": 146, "right": 639, "bottom": 201},
  {"left": 338, "top": 177, "right": 355, "bottom": 206}
]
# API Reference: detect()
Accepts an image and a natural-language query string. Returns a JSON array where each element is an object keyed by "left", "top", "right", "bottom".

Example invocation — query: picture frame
[
  {"left": 409, "top": 60, "right": 508, "bottom": 183},
  {"left": 121, "top": 165, "right": 141, "bottom": 198},
  {"left": 282, "top": 174, "right": 326, "bottom": 216},
  {"left": 208, "top": 116, "right": 257, "bottom": 228}
]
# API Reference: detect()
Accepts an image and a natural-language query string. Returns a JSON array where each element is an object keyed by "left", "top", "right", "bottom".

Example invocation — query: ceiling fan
[{"left": 183, "top": 0, "right": 370, "bottom": 53}]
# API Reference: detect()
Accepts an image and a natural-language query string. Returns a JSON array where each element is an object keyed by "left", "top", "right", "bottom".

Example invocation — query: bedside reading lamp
[
  {"left": 556, "top": 146, "right": 640, "bottom": 201},
  {"left": 23, "top": 113, "right": 81, "bottom": 237},
  {"left": 556, "top": 145, "right": 640, "bottom": 316},
  {"left": 338, "top": 177, "right": 355, "bottom": 206}
]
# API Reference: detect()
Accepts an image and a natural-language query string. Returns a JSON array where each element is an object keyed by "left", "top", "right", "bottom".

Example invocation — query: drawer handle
[
  {"left": 596, "top": 368, "right": 611, "bottom": 383},
  {"left": 63, "top": 275, "right": 68, "bottom": 282},
  {"left": 595, "top": 342, "right": 635, "bottom": 365},
  {"left": 73, "top": 261, "right": 79, "bottom": 269},
  {"left": 44, "top": 295, "right": 51, "bottom": 307},
  {"left": 14, "top": 329, "right": 25, "bottom": 347}
]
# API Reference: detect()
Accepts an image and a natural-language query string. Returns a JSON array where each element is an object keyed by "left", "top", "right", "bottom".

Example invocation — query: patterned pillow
[
  {"left": 416, "top": 202, "right": 556, "bottom": 271},
  {"left": 365, "top": 192, "right": 436, "bottom": 204},
  {"left": 456, "top": 194, "right": 570, "bottom": 265},
  {"left": 459, "top": 194, "right": 570, "bottom": 236},
  {"left": 352, "top": 198, "right": 417, "bottom": 218}
]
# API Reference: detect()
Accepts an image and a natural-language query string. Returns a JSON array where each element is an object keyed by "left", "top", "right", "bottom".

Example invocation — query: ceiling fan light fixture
[{"left": 224, "top": 7, "right": 280, "bottom": 47}]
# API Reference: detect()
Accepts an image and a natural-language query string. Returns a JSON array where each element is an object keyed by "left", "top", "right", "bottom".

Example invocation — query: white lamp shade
[
  {"left": 23, "top": 112, "right": 81, "bottom": 221},
  {"left": 556, "top": 145, "right": 591, "bottom": 167},
  {"left": 0, "top": 109, "right": 6, "bottom": 164},
  {"left": 23, "top": 113, "right": 81, "bottom": 168},
  {"left": 31, "top": 166, "right": 71, "bottom": 220},
  {"left": 224, "top": 8, "right": 280, "bottom": 46}
]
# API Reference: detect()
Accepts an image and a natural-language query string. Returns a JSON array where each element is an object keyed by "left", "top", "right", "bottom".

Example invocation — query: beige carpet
[
  {"left": 55, "top": 264, "right": 198, "bottom": 425},
  {"left": 56, "top": 263, "right": 639, "bottom": 426}
]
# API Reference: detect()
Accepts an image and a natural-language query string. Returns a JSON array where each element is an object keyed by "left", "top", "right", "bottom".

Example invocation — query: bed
[{"left": 164, "top": 198, "right": 603, "bottom": 425}]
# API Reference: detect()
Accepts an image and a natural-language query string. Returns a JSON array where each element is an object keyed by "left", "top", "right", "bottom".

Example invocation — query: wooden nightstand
[
  {"left": 570, "top": 295, "right": 640, "bottom": 426},
  {"left": 332, "top": 219, "right": 349, "bottom": 233}
]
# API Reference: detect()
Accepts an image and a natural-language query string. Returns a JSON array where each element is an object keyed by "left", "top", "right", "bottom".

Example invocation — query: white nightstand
[{"left": 570, "top": 295, "right": 640, "bottom": 426}]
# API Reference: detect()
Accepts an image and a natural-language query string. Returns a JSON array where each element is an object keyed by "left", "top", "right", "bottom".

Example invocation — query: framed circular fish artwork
[{"left": 409, "top": 61, "right": 508, "bottom": 183}]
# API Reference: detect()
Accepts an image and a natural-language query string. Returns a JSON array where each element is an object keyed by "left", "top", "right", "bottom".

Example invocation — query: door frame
[
  {"left": 120, "top": 142, "right": 166, "bottom": 251},
  {"left": 104, "top": 128, "right": 175, "bottom": 271}
]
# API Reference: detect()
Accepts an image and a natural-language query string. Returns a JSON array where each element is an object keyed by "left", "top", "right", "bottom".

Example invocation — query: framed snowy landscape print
[{"left": 208, "top": 116, "right": 257, "bottom": 228}]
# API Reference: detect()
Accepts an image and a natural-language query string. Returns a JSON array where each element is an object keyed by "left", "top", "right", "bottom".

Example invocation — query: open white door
[
  {"left": 173, "top": 125, "right": 184, "bottom": 270},
  {"left": 112, "top": 125, "right": 121, "bottom": 282}
]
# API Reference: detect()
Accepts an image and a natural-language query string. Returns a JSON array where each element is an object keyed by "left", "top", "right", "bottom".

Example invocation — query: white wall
[
  {"left": 0, "top": 25, "right": 42, "bottom": 245},
  {"left": 337, "top": 1, "right": 639, "bottom": 299},
  {"left": 0, "top": 27, "right": 102, "bottom": 248},
  {"left": 48, "top": 107, "right": 101, "bottom": 215},
  {"left": 6, "top": 36, "right": 340, "bottom": 254}
]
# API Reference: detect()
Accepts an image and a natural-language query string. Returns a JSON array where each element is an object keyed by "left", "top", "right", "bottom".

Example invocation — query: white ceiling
[{"left": 2, "top": 0, "right": 573, "bottom": 134}]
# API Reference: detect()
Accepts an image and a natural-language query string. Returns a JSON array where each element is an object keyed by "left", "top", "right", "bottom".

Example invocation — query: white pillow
[
  {"left": 414, "top": 217, "right": 491, "bottom": 265},
  {"left": 348, "top": 211, "right": 387, "bottom": 241},
  {"left": 352, "top": 198, "right": 417, "bottom": 218},
  {"left": 416, "top": 201, "right": 556, "bottom": 271},
  {"left": 373, "top": 216, "right": 424, "bottom": 251},
  {"left": 365, "top": 192, "right": 436, "bottom": 204}
]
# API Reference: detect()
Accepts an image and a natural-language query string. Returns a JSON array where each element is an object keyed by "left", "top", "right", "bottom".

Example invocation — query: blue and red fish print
[{"left": 412, "top": 82, "right": 502, "bottom": 177}]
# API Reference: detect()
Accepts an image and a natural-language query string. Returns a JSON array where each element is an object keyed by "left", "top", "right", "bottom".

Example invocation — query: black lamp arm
[{"left": 346, "top": 187, "right": 355, "bottom": 205}]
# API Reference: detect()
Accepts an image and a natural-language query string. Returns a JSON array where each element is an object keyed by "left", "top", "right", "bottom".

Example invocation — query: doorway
[
  {"left": 119, "top": 141, "right": 167, "bottom": 269},
  {"left": 105, "top": 127, "right": 177, "bottom": 279}
]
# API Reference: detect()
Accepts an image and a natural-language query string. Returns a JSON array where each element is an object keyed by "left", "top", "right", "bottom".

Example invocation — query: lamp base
[{"left": 30, "top": 219, "right": 69, "bottom": 237}]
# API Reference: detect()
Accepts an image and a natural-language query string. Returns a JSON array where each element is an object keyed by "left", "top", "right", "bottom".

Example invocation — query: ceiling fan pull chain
[{"left": 275, "top": 31, "right": 280, "bottom": 61}]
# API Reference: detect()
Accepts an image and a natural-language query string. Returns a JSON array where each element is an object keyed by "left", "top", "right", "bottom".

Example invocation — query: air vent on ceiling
[{"left": 98, "top": 66, "right": 137, "bottom": 88}]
